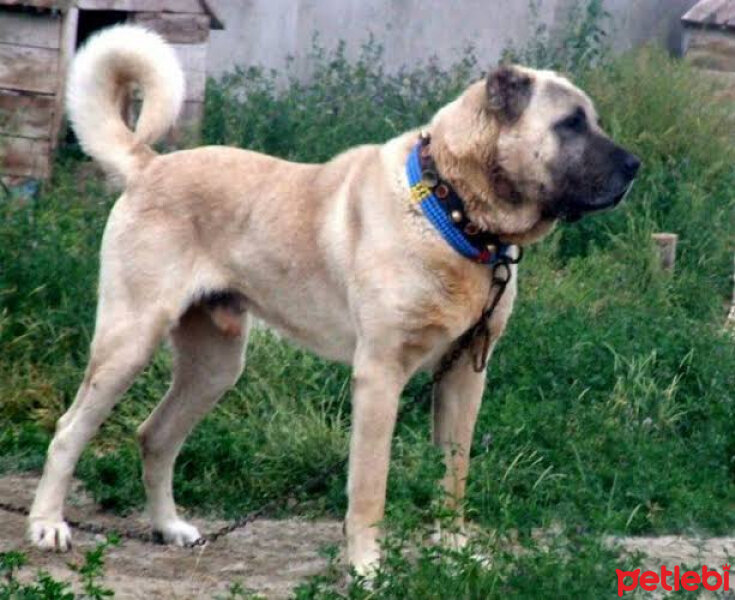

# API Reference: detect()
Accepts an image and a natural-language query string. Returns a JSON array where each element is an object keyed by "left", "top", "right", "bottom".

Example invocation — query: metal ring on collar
[{"left": 492, "top": 261, "right": 512, "bottom": 285}]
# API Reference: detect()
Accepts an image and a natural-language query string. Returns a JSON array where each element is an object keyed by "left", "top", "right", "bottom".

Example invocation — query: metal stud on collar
[{"left": 422, "top": 169, "right": 439, "bottom": 187}]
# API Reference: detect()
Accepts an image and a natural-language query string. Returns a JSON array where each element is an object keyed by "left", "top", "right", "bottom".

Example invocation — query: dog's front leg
[
  {"left": 431, "top": 351, "right": 488, "bottom": 548},
  {"left": 345, "top": 351, "right": 408, "bottom": 576}
]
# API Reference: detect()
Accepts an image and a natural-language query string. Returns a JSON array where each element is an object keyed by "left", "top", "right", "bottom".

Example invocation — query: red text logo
[{"left": 616, "top": 564, "right": 730, "bottom": 596}]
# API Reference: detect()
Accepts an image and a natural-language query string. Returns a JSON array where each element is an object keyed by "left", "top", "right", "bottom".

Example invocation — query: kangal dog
[{"left": 28, "top": 25, "right": 639, "bottom": 574}]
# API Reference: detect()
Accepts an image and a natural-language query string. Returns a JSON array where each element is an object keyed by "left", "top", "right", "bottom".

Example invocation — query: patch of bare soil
[
  {"left": 615, "top": 535, "right": 735, "bottom": 569},
  {"left": 612, "top": 535, "right": 735, "bottom": 599},
  {"left": 4, "top": 474, "right": 735, "bottom": 599},
  {"left": 0, "top": 474, "right": 343, "bottom": 599}
]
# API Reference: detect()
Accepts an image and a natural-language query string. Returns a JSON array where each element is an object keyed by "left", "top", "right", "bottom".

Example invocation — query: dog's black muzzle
[{"left": 556, "top": 143, "right": 641, "bottom": 223}]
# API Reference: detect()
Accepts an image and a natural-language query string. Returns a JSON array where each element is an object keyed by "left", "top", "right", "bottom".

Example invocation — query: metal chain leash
[
  {"left": 431, "top": 258, "right": 515, "bottom": 386},
  {"left": 187, "top": 456, "right": 351, "bottom": 547},
  {"left": 0, "top": 258, "right": 517, "bottom": 548},
  {"left": 0, "top": 500, "right": 157, "bottom": 543}
]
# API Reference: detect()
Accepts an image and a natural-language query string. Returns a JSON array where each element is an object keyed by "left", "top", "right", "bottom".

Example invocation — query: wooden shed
[
  {"left": 682, "top": 0, "right": 735, "bottom": 100},
  {"left": 0, "top": 0, "right": 223, "bottom": 180}
]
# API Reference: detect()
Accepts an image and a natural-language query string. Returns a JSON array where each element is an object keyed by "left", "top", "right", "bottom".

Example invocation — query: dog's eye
[{"left": 558, "top": 107, "right": 587, "bottom": 134}]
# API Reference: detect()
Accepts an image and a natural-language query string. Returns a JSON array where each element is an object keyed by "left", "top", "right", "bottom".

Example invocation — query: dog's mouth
[{"left": 558, "top": 180, "right": 635, "bottom": 223}]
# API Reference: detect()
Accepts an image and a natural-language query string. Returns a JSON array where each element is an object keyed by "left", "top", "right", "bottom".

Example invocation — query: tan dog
[{"left": 28, "top": 25, "right": 639, "bottom": 573}]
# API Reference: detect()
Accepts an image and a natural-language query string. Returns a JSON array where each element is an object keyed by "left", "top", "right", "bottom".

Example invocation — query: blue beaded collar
[{"left": 405, "top": 136, "right": 521, "bottom": 265}]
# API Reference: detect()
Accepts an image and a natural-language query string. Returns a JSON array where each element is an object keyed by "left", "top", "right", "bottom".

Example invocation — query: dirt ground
[
  {"left": 3, "top": 473, "right": 735, "bottom": 599},
  {"left": 0, "top": 474, "right": 343, "bottom": 599}
]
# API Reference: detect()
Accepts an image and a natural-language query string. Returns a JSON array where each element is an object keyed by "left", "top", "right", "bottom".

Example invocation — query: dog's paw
[
  {"left": 348, "top": 543, "right": 381, "bottom": 579},
  {"left": 153, "top": 519, "right": 201, "bottom": 547},
  {"left": 469, "top": 551, "right": 493, "bottom": 569},
  {"left": 431, "top": 525, "right": 468, "bottom": 551},
  {"left": 28, "top": 519, "right": 72, "bottom": 552}
]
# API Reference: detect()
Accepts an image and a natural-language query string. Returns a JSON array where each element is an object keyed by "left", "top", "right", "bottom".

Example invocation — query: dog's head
[{"left": 430, "top": 65, "right": 640, "bottom": 244}]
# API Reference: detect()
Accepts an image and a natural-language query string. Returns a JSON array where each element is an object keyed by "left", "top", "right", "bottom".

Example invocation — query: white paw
[
  {"left": 28, "top": 519, "right": 72, "bottom": 552},
  {"left": 431, "top": 527, "right": 468, "bottom": 551},
  {"left": 153, "top": 519, "right": 201, "bottom": 547},
  {"left": 432, "top": 527, "right": 492, "bottom": 569},
  {"left": 349, "top": 543, "right": 381, "bottom": 579},
  {"left": 469, "top": 551, "right": 493, "bottom": 569}
]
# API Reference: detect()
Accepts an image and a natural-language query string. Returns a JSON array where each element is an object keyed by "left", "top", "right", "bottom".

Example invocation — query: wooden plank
[
  {"left": 700, "top": 67, "right": 735, "bottom": 84},
  {"left": 0, "top": 134, "right": 51, "bottom": 178},
  {"left": 0, "top": 1, "right": 68, "bottom": 8},
  {"left": 179, "top": 100, "right": 203, "bottom": 125},
  {"left": 132, "top": 12, "right": 210, "bottom": 43},
  {"left": 166, "top": 99, "right": 202, "bottom": 144},
  {"left": 683, "top": 0, "right": 730, "bottom": 25},
  {"left": 76, "top": 0, "right": 203, "bottom": 13},
  {"left": 0, "top": 11, "right": 61, "bottom": 49},
  {"left": 686, "top": 29, "right": 735, "bottom": 71},
  {"left": 183, "top": 68, "right": 205, "bottom": 101},
  {"left": 51, "top": 5, "right": 77, "bottom": 149},
  {"left": 168, "top": 43, "right": 207, "bottom": 100},
  {"left": 683, "top": 0, "right": 735, "bottom": 30},
  {"left": 0, "top": 91, "right": 54, "bottom": 138},
  {"left": 0, "top": 44, "right": 58, "bottom": 94},
  {"left": 171, "top": 42, "right": 207, "bottom": 73},
  {"left": 126, "top": 68, "right": 205, "bottom": 103},
  {"left": 129, "top": 99, "right": 203, "bottom": 145},
  {"left": 722, "top": 3, "right": 735, "bottom": 27},
  {"left": 698, "top": 68, "right": 735, "bottom": 101}
]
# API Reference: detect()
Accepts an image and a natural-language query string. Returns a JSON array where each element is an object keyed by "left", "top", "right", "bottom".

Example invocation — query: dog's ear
[{"left": 486, "top": 65, "right": 533, "bottom": 123}]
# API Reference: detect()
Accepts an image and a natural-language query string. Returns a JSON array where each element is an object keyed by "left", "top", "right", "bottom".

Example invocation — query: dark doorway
[{"left": 75, "top": 10, "right": 127, "bottom": 49}]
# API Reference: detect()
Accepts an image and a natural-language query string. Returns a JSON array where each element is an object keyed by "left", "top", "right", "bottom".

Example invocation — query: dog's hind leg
[
  {"left": 28, "top": 305, "right": 170, "bottom": 551},
  {"left": 137, "top": 302, "right": 249, "bottom": 546}
]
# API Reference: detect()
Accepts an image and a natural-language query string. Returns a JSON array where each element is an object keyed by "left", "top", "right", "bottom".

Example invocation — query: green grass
[
  {"left": 1, "top": 530, "right": 640, "bottom": 600},
  {"left": 3, "top": 19, "right": 735, "bottom": 600},
  {"left": 1, "top": 537, "right": 119, "bottom": 600}
]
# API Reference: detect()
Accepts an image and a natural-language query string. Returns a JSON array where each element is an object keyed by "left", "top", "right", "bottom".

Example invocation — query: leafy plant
[
  {"left": 0, "top": 538, "right": 117, "bottom": 600},
  {"left": 503, "top": 0, "right": 611, "bottom": 73},
  {"left": 202, "top": 36, "right": 478, "bottom": 163}
]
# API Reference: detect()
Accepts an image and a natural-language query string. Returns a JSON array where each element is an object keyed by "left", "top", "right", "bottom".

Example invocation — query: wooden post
[
  {"left": 51, "top": 6, "right": 79, "bottom": 150},
  {"left": 651, "top": 233, "right": 678, "bottom": 272}
]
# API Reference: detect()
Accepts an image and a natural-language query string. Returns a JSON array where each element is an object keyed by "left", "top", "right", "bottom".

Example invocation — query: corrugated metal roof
[{"left": 683, "top": 0, "right": 735, "bottom": 30}]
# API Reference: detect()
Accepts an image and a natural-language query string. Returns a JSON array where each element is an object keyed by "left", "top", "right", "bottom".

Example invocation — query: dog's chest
[{"left": 410, "top": 262, "right": 518, "bottom": 364}]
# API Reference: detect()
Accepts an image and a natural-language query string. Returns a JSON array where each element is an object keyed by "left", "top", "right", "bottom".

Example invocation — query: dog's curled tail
[{"left": 66, "top": 25, "right": 185, "bottom": 183}]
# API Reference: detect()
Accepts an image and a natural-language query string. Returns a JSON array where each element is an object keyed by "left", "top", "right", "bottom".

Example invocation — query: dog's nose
[{"left": 622, "top": 153, "right": 641, "bottom": 179}]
